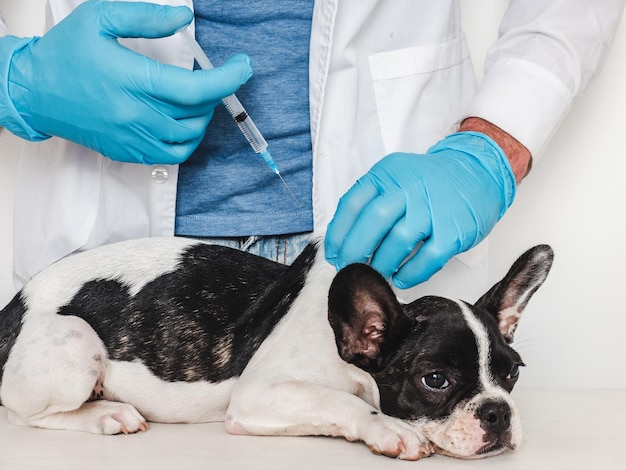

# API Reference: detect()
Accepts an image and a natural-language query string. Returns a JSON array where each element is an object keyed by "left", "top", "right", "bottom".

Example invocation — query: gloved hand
[
  {"left": 325, "top": 132, "right": 516, "bottom": 289},
  {"left": 0, "top": 0, "right": 252, "bottom": 164}
]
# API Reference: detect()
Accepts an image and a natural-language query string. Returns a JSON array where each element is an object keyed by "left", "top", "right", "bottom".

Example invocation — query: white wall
[{"left": 1, "top": 1, "right": 625, "bottom": 389}]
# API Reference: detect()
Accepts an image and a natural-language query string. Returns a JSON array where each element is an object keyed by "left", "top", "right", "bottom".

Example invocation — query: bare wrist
[{"left": 459, "top": 117, "right": 532, "bottom": 184}]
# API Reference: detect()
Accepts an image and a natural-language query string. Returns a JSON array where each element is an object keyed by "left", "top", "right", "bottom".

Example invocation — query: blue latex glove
[
  {"left": 0, "top": 1, "right": 252, "bottom": 164},
  {"left": 325, "top": 132, "right": 516, "bottom": 289}
]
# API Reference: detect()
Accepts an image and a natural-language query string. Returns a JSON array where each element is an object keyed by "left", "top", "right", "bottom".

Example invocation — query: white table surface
[{"left": 0, "top": 387, "right": 624, "bottom": 469}]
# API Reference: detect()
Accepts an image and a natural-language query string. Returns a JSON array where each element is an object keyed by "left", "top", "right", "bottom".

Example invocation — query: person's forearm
[{"left": 459, "top": 117, "right": 532, "bottom": 184}]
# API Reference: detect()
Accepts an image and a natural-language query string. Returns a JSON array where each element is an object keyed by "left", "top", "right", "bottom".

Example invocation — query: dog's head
[{"left": 327, "top": 245, "right": 554, "bottom": 458}]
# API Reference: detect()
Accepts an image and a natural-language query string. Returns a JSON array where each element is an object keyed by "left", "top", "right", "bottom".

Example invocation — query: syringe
[{"left": 180, "top": 27, "right": 299, "bottom": 205}]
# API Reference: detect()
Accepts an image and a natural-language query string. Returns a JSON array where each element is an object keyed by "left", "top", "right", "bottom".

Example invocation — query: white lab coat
[{"left": 4, "top": 0, "right": 624, "bottom": 300}]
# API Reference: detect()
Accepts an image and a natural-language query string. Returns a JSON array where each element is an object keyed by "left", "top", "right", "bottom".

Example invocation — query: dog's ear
[
  {"left": 476, "top": 245, "right": 554, "bottom": 343},
  {"left": 328, "top": 263, "right": 413, "bottom": 373}
]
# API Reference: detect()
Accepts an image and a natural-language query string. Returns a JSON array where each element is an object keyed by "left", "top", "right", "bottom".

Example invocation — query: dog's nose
[{"left": 477, "top": 401, "right": 512, "bottom": 435}]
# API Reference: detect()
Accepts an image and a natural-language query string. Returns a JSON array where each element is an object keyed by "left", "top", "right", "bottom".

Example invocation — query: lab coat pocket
[{"left": 369, "top": 35, "right": 477, "bottom": 155}]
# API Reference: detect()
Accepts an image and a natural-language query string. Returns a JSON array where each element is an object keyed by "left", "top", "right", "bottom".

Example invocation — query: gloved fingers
[
  {"left": 326, "top": 174, "right": 406, "bottom": 268},
  {"left": 105, "top": 127, "right": 201, "bottom": 166},
  {"left": 97, "top": 1, "right": 193, "bottom": 39},
  {"left": 391, "top": 238, "right": 456, "bottom": 289},
  {"left": 338, "top": 190, "right": 407, "bottom": 267},
  {"left": 369, "top": 216, "right": 430, "bottom": 281},
  {"left": 117, "top": 113, "right": 212, "bottom": 164},
  {"left": 326, "top": 177, "right": 379, "bottom": 263},
  {"left": 149, "top": 112, "right": 214, "bottom": 146},
  {"left": 56, "top": 2, "right": 251, "bottom": 113},
  {"left": 140, "top": 54, "right": 253, "bottom": 112},
  {"left": 143, "top": 137, "right": 204, "bottom": 165}
]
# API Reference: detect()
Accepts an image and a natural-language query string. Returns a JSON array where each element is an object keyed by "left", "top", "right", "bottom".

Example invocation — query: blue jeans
[{"left": 196, "top": 232, "right": 313, "bottom": 265}]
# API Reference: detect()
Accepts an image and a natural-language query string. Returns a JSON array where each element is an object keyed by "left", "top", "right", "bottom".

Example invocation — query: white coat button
[{"left": 151, "top": 166, "right": 169, "bottom": 183}]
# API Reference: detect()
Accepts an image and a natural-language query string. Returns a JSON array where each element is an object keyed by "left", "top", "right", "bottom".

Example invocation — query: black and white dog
[{"left": 0, "top": 236, "right": 553, "bottom": 460}]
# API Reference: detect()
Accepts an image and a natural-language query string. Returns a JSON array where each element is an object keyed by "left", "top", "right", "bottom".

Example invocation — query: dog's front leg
[{"left": 225, "top": 380, "right": 433, "bottom": 460}]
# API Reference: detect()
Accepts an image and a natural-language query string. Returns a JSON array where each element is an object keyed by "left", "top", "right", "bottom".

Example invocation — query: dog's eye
[
  {"left": 421, "top": 372, "right": 449, "bottom": 391},
  {"left": 507, "top": 364, "right": 522, "bottom": 380}
]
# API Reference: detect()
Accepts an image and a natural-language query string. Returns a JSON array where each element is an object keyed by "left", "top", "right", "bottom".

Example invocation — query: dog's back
[{"left": 0, "top": 238, "right": 319, "bottom": 421}]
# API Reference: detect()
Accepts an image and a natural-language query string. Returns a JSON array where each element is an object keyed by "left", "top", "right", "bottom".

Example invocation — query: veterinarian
[{"left": 0, "top": 1, "right": 623, "bottom": 301}]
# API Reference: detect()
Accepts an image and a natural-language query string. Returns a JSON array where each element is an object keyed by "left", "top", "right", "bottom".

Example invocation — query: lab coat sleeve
[{"left": 466, "top": 0, "right": 625, "bottom": 158}]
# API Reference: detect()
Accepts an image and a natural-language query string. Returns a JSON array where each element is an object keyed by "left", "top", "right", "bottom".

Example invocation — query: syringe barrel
[{"left": 222, "top": 94, "right": 268, "bottom": 154}]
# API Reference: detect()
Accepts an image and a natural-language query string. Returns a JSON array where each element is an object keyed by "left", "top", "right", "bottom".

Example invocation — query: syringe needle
[
  {"left": 259, "top": 150, "right": 300, "bottom": 206},
  {"left": 277, "top": 171, "right": 300, "bottom": 205}
]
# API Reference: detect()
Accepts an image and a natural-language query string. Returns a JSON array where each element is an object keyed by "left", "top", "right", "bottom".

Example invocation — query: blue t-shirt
[{"left": 175, "top": 1, "right": 314, "bottom": 237}]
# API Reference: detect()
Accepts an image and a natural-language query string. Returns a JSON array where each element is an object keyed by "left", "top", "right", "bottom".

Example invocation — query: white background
[{"left": 0, "top": 1, "right": 625, "bottom": 389}]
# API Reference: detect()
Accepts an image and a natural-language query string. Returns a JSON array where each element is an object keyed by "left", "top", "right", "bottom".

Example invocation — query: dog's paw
[
  {"left": 13, "top": 400, "right": 150, "bottom": 434},
  {"left": 359, "top": 412, "right": 434, "bottom": 460},
  {"left": 83, "top": 401, "right": 149, "bottom": 435}
]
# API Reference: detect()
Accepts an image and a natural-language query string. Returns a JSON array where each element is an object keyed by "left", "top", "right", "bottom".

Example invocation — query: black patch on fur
[
  {"left": 0, "top": 293, "right": 27, "bottom": 400},
  {"left": 374, "top": 298, "right": 523, "bottom": 422},
  {"left": 57, "top": 241, "right": 319, "bottom": 383},
  {"left": 373, "top": 297, "right": 483, "bottom": 421},
  {"left": 328, "top": 263, "right": 413, "bottom": 373}
]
